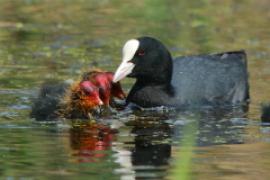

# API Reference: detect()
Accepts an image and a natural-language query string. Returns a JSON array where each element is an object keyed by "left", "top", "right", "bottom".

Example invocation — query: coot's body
[
  {"left": 113, "top": 37, "right": 249, "bottom": 108},
  {"left": 261, "top": 104, "right": 270, "bottom": 123},
  {"left": 127, "top": 51, "right": 249, "bottom": 107}
]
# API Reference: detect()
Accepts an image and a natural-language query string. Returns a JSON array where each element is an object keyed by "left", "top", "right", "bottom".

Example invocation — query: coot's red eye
[{"left": 137, "top": 49, "right": 145, "bottom": 56}]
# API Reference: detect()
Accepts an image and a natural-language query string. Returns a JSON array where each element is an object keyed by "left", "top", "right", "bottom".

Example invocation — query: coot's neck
[
  {"left": 136, "top": 48, "right": 173, "bottom": 89},
  {"left": 131, "top": 52, "right": 174, "bottom": 97},
  {"left": 135, "top": 78, "right": 171, "bottom": 89},
  {"left": 126, "top": 79, "right": 174, "bottom": 105}
]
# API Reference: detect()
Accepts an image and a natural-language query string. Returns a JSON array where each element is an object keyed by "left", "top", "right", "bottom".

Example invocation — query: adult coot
[{"left": 113, "top": 37, "right": 249, "bottom": 108}]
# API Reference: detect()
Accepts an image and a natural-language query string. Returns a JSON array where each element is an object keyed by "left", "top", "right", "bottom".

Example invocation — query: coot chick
[
  {"left": 82, "top": 70, "right": 126, "bottom": 106},
  {"left": 31, "top": 70, "right": 126, "bottom": 120},
  {"left": 113, "top": 37, "right": 249, "bottom": 108},
  {"left": 31, "top": 80, "right": 103, "bottom": 120},
  {"left": 30, "top": 80, "right": 71, "bottom": 120},
  {"left": 261, "top": 104, "right": 270, "bottom": 123}
]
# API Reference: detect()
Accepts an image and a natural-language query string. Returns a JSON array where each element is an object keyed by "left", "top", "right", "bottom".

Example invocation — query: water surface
[{"left": 0, "top": 0, "right": 270, "bottom": 179}]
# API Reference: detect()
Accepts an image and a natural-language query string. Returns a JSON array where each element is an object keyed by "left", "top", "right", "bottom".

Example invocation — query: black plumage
[{"left": 118, "top": 37, "right": 249, "bottom": 108}]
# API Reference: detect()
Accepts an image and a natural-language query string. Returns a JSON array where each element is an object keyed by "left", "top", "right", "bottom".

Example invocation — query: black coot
[
  {"left": 113, "top": 36, "right": 249, "bottom": 108},
  {"left": 261, "top": 104, "right": 270, "bottom": 123}
]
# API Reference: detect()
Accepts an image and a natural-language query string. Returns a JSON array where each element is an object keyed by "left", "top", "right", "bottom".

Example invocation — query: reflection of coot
[
  {"left": 127, "top": 122, "right": 172, "bottom": 179},
  {"left": 194, "top": 107, "right": 248, "bottom": 146},
  {"left": 132, "top": 140, "right": 171, "bottom": 166},
  {"left": 131, "top": 125, "right": 172, "bottom": 166},
  {"left": 261, "top": 104, "right": 270, "bottom": 123},
  {"left": 114, "top": 106, "right": 249, "bottom": 179}
]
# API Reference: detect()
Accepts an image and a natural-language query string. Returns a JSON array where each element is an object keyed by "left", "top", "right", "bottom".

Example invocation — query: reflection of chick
[
  {"left": 82, "top": 70, "right": 126, "bottom": 106},
  {"left": 70, "top": 123, "right": 115, "bottom": 162},
  {"left": 61, "top": 80, "right": 103, "bottom": 119}
]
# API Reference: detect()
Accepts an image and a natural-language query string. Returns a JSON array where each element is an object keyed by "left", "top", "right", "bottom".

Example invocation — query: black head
[{"left": 113, "top": 37, "right": 173, "bottom": 86}]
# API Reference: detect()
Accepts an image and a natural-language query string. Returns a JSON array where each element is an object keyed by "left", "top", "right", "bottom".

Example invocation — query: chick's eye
[{"left": 137, "top": 49, "right": 145, "bottom": 56}]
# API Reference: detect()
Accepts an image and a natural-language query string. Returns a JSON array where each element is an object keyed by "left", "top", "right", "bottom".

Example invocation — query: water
[{"left": 0, "top": 0, "right": 270, "bottom": 179}]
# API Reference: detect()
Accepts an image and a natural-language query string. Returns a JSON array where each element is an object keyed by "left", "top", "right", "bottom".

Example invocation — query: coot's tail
[{"left": 261, "top": 104, "right": 270, "bottom": 123}]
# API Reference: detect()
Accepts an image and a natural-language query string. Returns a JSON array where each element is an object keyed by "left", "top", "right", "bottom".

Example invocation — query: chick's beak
[{"left": 98, "top": 98, "right": 104, "bottom": 106}]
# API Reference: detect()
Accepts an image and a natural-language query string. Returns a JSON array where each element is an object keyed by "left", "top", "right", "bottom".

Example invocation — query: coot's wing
[{"left": 172, "top": 51, "right": 249, "bottom": 106}]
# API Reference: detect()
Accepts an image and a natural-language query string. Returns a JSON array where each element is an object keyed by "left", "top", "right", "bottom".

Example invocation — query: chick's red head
[
  {"left": 95, "top": 72, "right": 126, "bottom": 103},
  {"left": 81, "top": 70, "right": 126, "bottom": 106},
  {"left": 79, "top": 81, "right": 103, "bottom": 107}
]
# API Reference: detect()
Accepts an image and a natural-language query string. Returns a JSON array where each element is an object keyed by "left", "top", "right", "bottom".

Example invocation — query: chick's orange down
[{"left": 63, "top": 80, "right": 103, "bottom": 118}]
